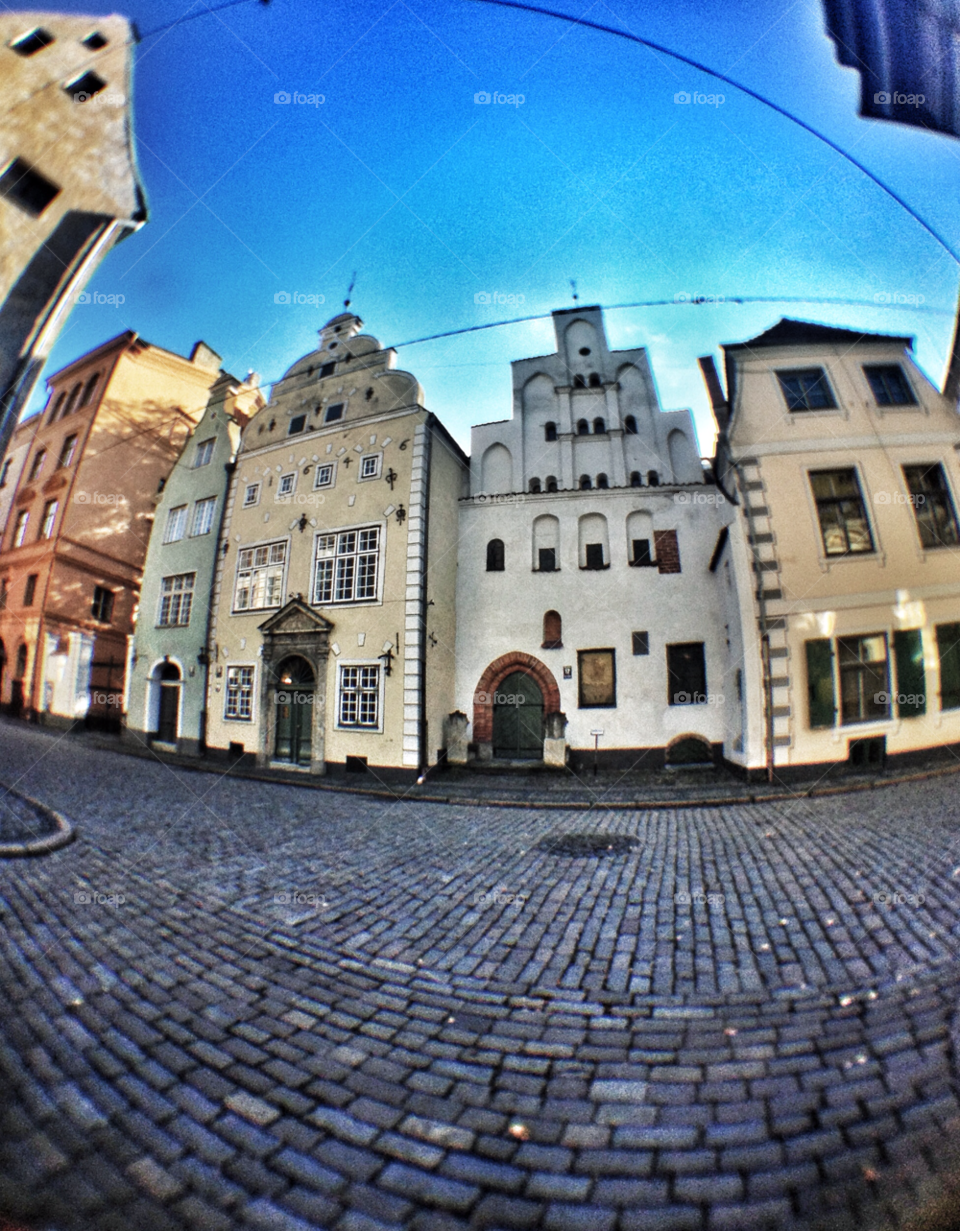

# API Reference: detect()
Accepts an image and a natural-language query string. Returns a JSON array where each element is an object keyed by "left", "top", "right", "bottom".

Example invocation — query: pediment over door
[{"left": 258, "top": 598, "right": 334, "bottom": 638}]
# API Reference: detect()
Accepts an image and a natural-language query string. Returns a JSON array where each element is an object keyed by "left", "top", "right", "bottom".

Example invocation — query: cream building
[
  {"left": 0, "top": 11, "right": 145, "bottom": 464},
  {"left": 204, "top": 313, "right": 467, "bottom": 780},
  {"left": 708, "top": 318, "right": 960, "bottom": 777}
]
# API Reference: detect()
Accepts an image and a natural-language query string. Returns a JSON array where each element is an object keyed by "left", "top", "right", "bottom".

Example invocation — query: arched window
[
  {"left": 593, "top": 417, "right": 605, "bottom": 434},
  {"left": 596, "top": 473, "right": 609, "bottom": 489},
  {"left": 624, "top": 415, "right": 638, "bottom": 435},
  {"left": 486, "top": 539, "right": 505, "bottom": 571},
  {"left": 48, "top": 392, "right": 65, "bottom": 424},
  {"left": 545, "top": 475, "right": 558, "bottom": 492},
  {"left": 64, "top": 383, "right": 82, "bottom": 416},
  {"left": 544, "top": 421, "right": 557, "bottom": 442},
  {"left": 529, "top": 477, "right": 541, "bottom": 493},
  {"left": 588, "top": 372, "right": 602, "bottom": 388},
  {"left": 647, "top": 470, "right": 660, "bottom": 486},
  {"left": 579, "top": 512, "right": 609, "bottom": 569},
  {"left": 15, "top": 644, "right": 27, "bottom": 678},
  {"left": 576, "top": 419, "right": 589, "bottom": 435},
  {"left": 79, "top": 372, "right": 100, "bottom": 407},
  {"left": 573, "top": 374, "right": 586, "bottom": 388},
  {"left": 630, "top": 470, "right": 642, "bottom": 487},
  {"left": 579, "top": 474, "right": 592, "bottom": 490},
  {"left": 533, "top": 515, "right": 559, "bottom": 572},
  {"left": 542, "top": 610, "right": 562, "bottom": 649}
]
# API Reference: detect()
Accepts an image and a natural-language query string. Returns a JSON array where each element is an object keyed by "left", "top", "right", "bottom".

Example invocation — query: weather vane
[{"left": 344, "top": 271, "right": 357, "bottom": 310}]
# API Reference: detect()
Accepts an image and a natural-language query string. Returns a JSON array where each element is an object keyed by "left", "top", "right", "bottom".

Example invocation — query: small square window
[
  {"left": 584, "top": 543, "right": 605, "bottom": 570},
  {"left": 194, "top": 438, "right": 215, "bottom": 467},
  {"left": 324, "top": 403, "right": 344, "bottom": 423},
  {"left": 66, "top": 71, "right": 107, "bottom": 102},
  {"left": 0, "top": 157, "right": 60, "bottom": 216},
  {"left": 11, "top": 28, "right": 54, "bottom": 55},
  {"left": 288, "top": 414, "right": 306, "bottom": 435},
  {"left": 314, "top": 463, "right": 335, "bottom": 489},
  {"left": 864, "top": 364, "right": 916, "bottom": 406},
  {"left": 320, "top": 362, "right": 336, "bottom": 378},
  {"left": 537, "top": 547, "right": 556, "bottom": 572},
  {"left": 91, "top": 585, "right": 114, "bottom": 623},
  {"left": 632, "top": 631, "right": 649, "bottom": 656},
  {"left": 243, "top": 483, "right": 260, "bottom": 507},
  {"left": 81, "top": 31, "right": 108, "bottom": 50},
  {"left": 359, "top": 454, "right": 381, "bottom": 480},
  {"left": 278, "top": 473, "right": 296, "bottom": 497}
]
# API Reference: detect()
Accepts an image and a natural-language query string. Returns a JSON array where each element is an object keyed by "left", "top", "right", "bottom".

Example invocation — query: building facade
[
  {"left": 452, "top": 306, "right": 737, "bottom": 769},
  {"left": 203, "top": 313, "right": 467, "bottom": 779},
  {"left": 0, "top": 331, "right": 223, "bottom": 725},
  {"left": 125, "top": 372, "right": 264, "bottom": 755},
  {"left": 0, "top": 11, "right": 146, "bottom": 465},
  {"left": 710, "top": 318, "right": 960, "bottom": 776}
]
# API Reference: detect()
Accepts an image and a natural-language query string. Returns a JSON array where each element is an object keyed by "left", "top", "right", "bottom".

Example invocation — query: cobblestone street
[{"left": 2, "top": 718, "right": 960, "bottom": 1230}]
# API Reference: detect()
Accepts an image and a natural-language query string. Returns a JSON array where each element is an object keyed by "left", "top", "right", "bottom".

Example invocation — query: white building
[{"left": 451, "top": 306, "right": 738, "bottom": 770}]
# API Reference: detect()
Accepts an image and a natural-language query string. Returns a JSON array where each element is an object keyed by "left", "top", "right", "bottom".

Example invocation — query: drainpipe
[{"left": 417, "top": 419, "right": 433, "bottom": 778}]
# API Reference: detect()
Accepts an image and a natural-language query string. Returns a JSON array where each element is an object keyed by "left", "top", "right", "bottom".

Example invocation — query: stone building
[
  {"left": 708, "top": 318, "right": 960, "bottom": 777},
  {"left": 0, "top": 416, "right": 35, "bottom": 537},
  {"left": 0, "top": 331, "right": 223, "bottom": 724},
  {"left": 125, "top": 372, "right": 264, "bottom": 755},
  {"left": 203, "top": 313, "right": 467, "bottom": 779},
  {"left": 0, "top": 11, "right": 146, "bottom": 465},
  {"left": 452, "top": 306, "right": 736, "bottom": 769}
]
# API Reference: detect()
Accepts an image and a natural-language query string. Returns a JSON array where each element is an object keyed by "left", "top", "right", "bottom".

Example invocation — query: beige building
[
  {"left": 0, "top": 416, "right": 35, "bottom": 536},
  {"left": 0, "top": 11, "right": 146, "bottom": 464},
  {"left": 708, "top": 318, "right": 960, "bottom": 777},
  {"left": 0, "top": 331, "right": 223, "bottom": 725},
  {"left": 205, "top": 312, "right": 467, "bottom": 780}
]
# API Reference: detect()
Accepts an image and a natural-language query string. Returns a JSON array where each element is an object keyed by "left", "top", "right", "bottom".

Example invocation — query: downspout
[
  {"left": 202, "top": 455, "right": 237, "bottom": 750},
  {"left": 417, "top": 418, "right": 433, "bottom": 778}
]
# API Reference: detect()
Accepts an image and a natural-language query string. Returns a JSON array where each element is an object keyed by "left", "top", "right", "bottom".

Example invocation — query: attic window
[
  {"left": 288, "top": 415, "right": 306, "bottom": 435},
  {"left": 324, "top": 403, "right": 344, "bottom": 423},
  {"left": 82, "top": 31, "right": 108, "bottom": 49},
  {"left": 66, "top": 71, "right": 107, "bottom": 102},
  {"left": 320, "top": 362, "right": 335, "bottom": 377},
  {"left": 11, "top": 28, "right": 55, "bottom": 55},
  {"left": 0, "top": 158, "right": 60, "bottom": 216}
]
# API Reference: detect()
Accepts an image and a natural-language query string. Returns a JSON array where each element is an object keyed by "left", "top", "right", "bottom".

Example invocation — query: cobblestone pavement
[
  {"left": 2, "top": 718, "right": 960, "bottom": 1230},
  {"left": 0, "top": 788, "right": 58, "bottom": 846}
]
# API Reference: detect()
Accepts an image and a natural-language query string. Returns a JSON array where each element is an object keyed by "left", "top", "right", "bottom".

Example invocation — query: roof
[{"left": 722, "top": 317, "right": 913, "bottom": 353}]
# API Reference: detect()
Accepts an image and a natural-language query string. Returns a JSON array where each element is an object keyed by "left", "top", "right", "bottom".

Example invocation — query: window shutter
[
  {"left": 893, "top": 629, "right": 926, "bottom": 717},
  {"left": 805, "top": 638, "right": 835, "bottom": 728},
  {"left": 936, "top": 622, "right": 960, "bottom": 711}
]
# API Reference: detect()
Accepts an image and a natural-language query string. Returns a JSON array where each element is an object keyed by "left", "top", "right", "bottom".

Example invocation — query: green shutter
[
  {"left": 936, "top": 622, "right": 960, "bottom": 711},
  {"left": 893, "top": 629, "right": 926, "bottom": 717},
  {"left": 805, "top": 638, "right": 835, "bottom": 728}
]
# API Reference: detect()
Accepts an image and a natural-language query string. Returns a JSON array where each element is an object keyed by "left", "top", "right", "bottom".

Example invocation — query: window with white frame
[
  {"left": 190, "top": 496, "right": 217, "bottom": 536},
  {"left": 194, "top": 438, "right": 215, "bottom": 467},
  {"left": 277, "top": 473, "right": 295, "bottom": 498},
  {"left": 12, "top": 510, "right": 28, "bottom": 547},
  {"left": 225, "top": 665, "right": 254, "bottom": 720},
  {"left": 338, "top": 664, "right": 380, "bottom": 727},
  {"left": 164, "top": 505, "right": 188, "bottom": 543},
  {"left": 243, "top": 483, "right": 260, "bottom": 507},
  {"left": 359, "top": 453, "right": 381, "bottom": 480},
  {"left": 158, "top": 573, "right": 195, "bottom": 626},
  {"left": 313, "top": 463, "right": 335, "bottom": 489},
  {"left": 39, "top": 499, "right": 57, "bottom": 539},
  {"left": 314, "top": 527, "right": 380, "bottom": 604},
  {"left": 234, "top": 541, "right": 287, "bottom": 610}
]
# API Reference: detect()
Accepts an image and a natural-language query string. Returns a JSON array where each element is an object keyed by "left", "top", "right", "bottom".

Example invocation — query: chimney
[{"left": 698, "top": 354, "right": 729, "bottom": 432}]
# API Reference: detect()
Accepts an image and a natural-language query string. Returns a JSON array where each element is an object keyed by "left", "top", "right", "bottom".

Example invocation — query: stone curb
[{"left": 0, "top": 781, "right": 75, "bottom": 858}]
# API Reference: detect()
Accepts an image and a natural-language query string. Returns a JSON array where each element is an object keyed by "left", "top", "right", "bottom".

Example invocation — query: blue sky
[{"left": 28, "top": 0, "right": 960, "bottom": 453}]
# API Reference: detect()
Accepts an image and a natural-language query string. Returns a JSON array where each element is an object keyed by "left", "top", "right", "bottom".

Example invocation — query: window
[
  {"left": 234, "top": 542, "right": 286, "bottom": 611},
  {"left": 48, "top": 392, "right": 65, "bottom": 424},
  {"left": 838, "top": 634, "right": 889, "bottom": 724},
  {"left": 631, "top": 538, "right": 653, "bottom": 566},
  {"left": 632, "top": 631, "right": 649, "bottom": 656},
  {"left": 13, "top": 510, "right": 29, "bottom": 547},
  {"left": 864, "top": 364, "right": 915, "bottom": 406},
  {"left": 0, "top": 578, "right": 6, "bottom": 610},
  {"left": 537, "top": 547, "right": 556, "bottom": 572},
  {"left": 11, "top": 27, "right": 55, "bottom": 55},
  {"left": 190, "top": 497, "right": 217, "bottom": 536},
  {"left": 324, "top": 403, "right": 344, "bottom": 423},
  {"left": 243, "top": 483, "right": 260, "bottom": 507},
  {"left": 624, "top": 415, "right": 638, "bottom": 435},
  {"left": 65, "top": 71, "right": 107, "bottom": 101},
  {"left": 546, "top": 476, "right": 558, "bottom": 492},
  {"left": 589, "top": 373, "right": 602, "bottom": 388},
  {"left": 58, "top": 435, "right": 78, "bottom": 468},
  {"left": 82, "top": 31, "right": 108, "bottom": 49},
  {"left": 902, "top": 464, "right": 959, "bottom": 548},
  {"left": 576, "top": 419, "right": 589, "bottom": 435},
  {"left": 596, "top": 473, "right": 609, "bottom": 489},
  {"left": 593, "top": 417, "right": 605, "bottom": 434},
  {"left": 529, "top": 478, "right": 541, "bottom": 494},
  {"left": 630, "top": 471, "right": 642, "bottom": 487},
  {"left": 359, "top": 453, "right": 381, "bottom": 480},
  {"left": 288, "top": 414, "right": 306, "bottom": 435},
  {"left": 667, "top": 642, "right": 707, "bottom": 705},
  {"left": 194, "top": 438, "right": 215, "bottom": 467},
  {"left": 584, "top": 543, "right": 605, "bottom": 570},
  {"left": 810, "top": 469, "right": 873, "bottom": 555},
  {"left": 314, "top": 463, "right": 335, "bottom": 489},
  {"left": 158, "top": 573, "right": 195, "bottom": 626},
  {"left": 91, "top": 585, "right": 114, "bottom": 623},
  {"left": 39, "top": 500, "right": 57, "bottom": 539},
  {"left": 573, "top": 374, "right": 586, "bottom": 388},
  {"left": 0, "top": 157, "right": 60, "bottom": 216},
  {"left": 225, "top": 666, "right": 254, "bottom": 720},
  {"left": 23, "top": 574, "right": 37, "bottom": 606},
  {"left": 314, "top": 527, "right": 380, "bottom": 604},
  {"left": 27, "top": 451, "right": 45, "bottom": 482},
  {"left": 647, "top": 471, "right": 659, "bottom": 486},
  {"left": 164, "top": 505, "right": 188, "bottom": 543},
  {"left": 542, "top": 610, "right": 562, "bottom": 649},
  {"left": 937, "top": 623, "right": 960, "bottom": 711},
  {"left": 339, "top": 664, "right": 381, "bottom": 728},
  {"left": 63, "top": 383, "right": 82, "bottom": 417},
  {"left": 544, "top": 422, "right": 557, "bottom": 441},
  {"left": 777, "top": 368, "right": 836, "bottom": 411},
  {"left": 277, "top": 473, "right": 295, "bottom": 497},
  {"left": 0, "top": 460, "right": 11, "bottom": 488},
  {"left": 486, "top": 539, "right": 505, "bottom": 571},
  {"left": 78, "top": 372, "right": 99, "bottom": 407},
  {"left": 319, "top": 362, "right": 336, "bottom": 378},
  {"left": 578, "top": 649, "right": 616, "bottom": 707},
  {"left": 579, "top": 474, "right": 592, "bottom": 490}
]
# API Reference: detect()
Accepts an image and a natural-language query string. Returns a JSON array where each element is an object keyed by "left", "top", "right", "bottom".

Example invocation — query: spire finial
[{"left": 344, "top": 271, "right": 356, "bottom": 310}]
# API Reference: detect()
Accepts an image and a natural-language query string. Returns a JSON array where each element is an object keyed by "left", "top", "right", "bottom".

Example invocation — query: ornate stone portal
[{"left": 257, "top": 599, "right": 333, "bottom": 774}]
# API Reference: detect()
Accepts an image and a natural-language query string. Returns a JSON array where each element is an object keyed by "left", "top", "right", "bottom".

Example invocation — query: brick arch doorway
[{"left": 473, "top": 653, "right": 562, "bottom": 761}]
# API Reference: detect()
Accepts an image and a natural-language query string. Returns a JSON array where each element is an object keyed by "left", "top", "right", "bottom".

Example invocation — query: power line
[{"left": 138, "top": 0, "right": 270, "bottom": 41}]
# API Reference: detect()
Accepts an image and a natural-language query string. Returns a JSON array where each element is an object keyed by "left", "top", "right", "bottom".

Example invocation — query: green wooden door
[
  {"left": 493, "top": 671, "right": 543, "bottom": 759},
  {"left": 274, "top": 657, "right": 314, "bottom": 765}
]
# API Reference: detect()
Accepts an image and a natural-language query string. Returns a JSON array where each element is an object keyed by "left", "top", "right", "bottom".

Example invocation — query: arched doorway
[
  {"left": 493, "top": 671, "right": 544, "bottom": 759},
  {"left": 156, "top": 662, "right": 181, "bottom": 743},
  {"left": 274, "top": 656, "right": 315, "bottom": 766}
]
